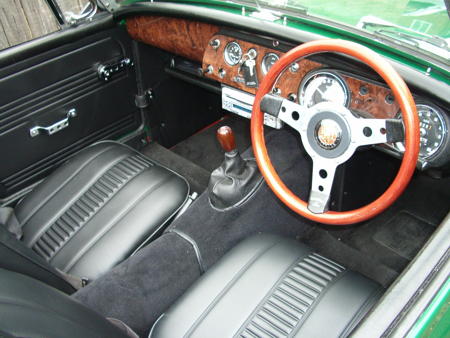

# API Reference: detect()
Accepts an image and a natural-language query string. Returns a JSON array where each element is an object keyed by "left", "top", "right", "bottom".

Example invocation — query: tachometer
[
  {"left": 261, "top": 53, "right": 279, "bottom": 75},
  {"left": 395, "top": 103, "right": 447, "bottom": 159},
  {"left": 299, "top": 70, "right": 350, "bottom": 108},
  {"left": 224, "top": 41, "right": 243, "bottom": 66}
]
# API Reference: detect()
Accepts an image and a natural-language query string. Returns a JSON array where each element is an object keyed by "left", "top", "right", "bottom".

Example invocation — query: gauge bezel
[
  {"left": 298, "top": 69, "right": 351, "bottom": 108},
  {"left": 261, "top": 53, "right": 279, "bottom": 75},
  {"left": 223, "top": 41, "right": 243, "bottom": 66},
  {"left": 394, "top": 101, "right": 448, "bottom": 160}
]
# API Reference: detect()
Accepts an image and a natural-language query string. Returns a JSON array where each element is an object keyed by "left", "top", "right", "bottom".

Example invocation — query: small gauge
[
  {"left": 395, "top": 103, "right": 447, "bottom": 159},
  {"left": 224, "top": 41, "right": 243, "bottom": 66},
  {"left": 299, "top": 70, "right": 350, "bottom": 108},
  {"left": 261, "top": 53, "right": 279, "bottom": 75}
]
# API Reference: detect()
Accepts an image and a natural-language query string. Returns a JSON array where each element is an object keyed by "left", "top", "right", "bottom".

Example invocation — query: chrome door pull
[
  {"left": 30, "top": 109, "right": 77, "bottom": 138},
  {"left": 98, "top": 58, "right": 133, "bottom": 82}
]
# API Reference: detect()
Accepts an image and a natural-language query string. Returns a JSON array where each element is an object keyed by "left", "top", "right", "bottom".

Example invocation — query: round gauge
[
  {"left": 224, "top": 41, "right": 243, "bottom": 66},
  {"left": 299, "top": 70, "right": 350, "bottom": 108},
  {"left": 395, "top": 103, "right": 447, "bottom": 159},
  {"left": 261, "top": 53, "right": 279, "bottom": 75}
]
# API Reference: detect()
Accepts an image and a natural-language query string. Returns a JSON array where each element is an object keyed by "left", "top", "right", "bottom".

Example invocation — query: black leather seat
[
  {"left": 0, "top": 268, "right": 132, "bottom": 338},
  {"left": 150, "top": 234, "right": 382, "bottom": 337},
  {"left": 0, "top": 141, "right": 189, "bottom": 285},
  {"left": 0, "top": 235, "right": 381, "bottom": 337}
]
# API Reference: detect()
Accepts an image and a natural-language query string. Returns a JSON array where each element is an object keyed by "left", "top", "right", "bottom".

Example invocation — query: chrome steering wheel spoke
[
  {"left": 308, "top": 158, "right": 338, "bottom": 214},
  {"left": 351, "top": 117, "right": 404, "bottom": 147},
  {"left": 260, "top": 94, "right": 310, "bottom": 132}
]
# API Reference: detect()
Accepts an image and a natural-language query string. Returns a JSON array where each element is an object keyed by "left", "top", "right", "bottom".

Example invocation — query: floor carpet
[
  {"left": 170, "top": 115, "right": 252, "bottom": 172},
  {"left": 141, "top": 142, "right": 210, "bottom": 194}
]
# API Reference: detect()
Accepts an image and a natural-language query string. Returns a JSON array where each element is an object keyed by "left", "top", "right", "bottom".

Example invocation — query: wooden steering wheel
[{"left": 251, "top": 39, "right": 420, "bottom": 225}]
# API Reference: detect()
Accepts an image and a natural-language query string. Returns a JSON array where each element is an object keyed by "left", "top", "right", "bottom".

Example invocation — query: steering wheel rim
[{"left": 251, "top": 39, "right": 420, "bottom": 225}]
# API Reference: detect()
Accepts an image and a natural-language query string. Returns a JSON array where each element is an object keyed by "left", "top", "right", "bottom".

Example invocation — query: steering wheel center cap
[{"left": 315, "top": 119, "right": 342, "bottom": 150}]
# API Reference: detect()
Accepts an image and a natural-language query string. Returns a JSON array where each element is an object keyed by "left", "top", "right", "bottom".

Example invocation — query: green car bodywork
[
  {"left": 118, "top": 0, "right": 449, "bottom": 336},
  {"left": 278, "top": 0, "right": 450, "bottom": 37},
  {"left": 408, "top": 278, "right": 450, "bottom": 338}
]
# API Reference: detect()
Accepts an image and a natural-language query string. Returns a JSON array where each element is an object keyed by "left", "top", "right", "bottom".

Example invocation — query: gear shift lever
[
  {"left": 216, "top": 126, "right": 236, "bottom": 153},
  {"left": 208, "top": 126, "right": 262, "bottom": 210}
]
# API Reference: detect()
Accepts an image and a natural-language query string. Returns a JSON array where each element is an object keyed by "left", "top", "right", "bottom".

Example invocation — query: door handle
[{"left": 29, "top": 109, "right": 77, "bottom": 138}]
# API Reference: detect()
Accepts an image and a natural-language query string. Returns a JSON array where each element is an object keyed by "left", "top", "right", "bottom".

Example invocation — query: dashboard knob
[
  {"left": 209, "top": 39, "right": 221, "bottom": 50},
  {"left": 288, "top": 93, "right": 297, "bottom": 101},
  {"left": 205, "top": 65, "right": 214, "bottom": 74},
  {"left": 290, "top": 62, "right": 299, "bottom": 73}
]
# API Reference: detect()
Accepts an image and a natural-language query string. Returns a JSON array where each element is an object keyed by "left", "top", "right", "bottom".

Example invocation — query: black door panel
[{"left": 0, "top": 26, "right": 140, "bottom": 201}]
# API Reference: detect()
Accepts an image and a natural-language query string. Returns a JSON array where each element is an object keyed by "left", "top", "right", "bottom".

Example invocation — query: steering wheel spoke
[
  {"left": 308, "top": 159, "right": 338, "bottom": 214},
  {"left": 352, "top": 118, "right": 404, "bottom": 147},
  {"left": 260, "top": 94, "right": 309, "bottom": 132}
]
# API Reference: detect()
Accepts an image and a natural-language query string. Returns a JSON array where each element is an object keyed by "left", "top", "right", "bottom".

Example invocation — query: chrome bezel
[
  {"left": 223, "top": 41, "right": 243, "bottom": 66},
  {"left": 298, "top": 69, "right": 350, "bottom": 108},
  {"left": 394, "top": 103, "right": 447, "bottom": 159},
  {"left": 261, "top": 52, "right": 279, "bottom": 75}
]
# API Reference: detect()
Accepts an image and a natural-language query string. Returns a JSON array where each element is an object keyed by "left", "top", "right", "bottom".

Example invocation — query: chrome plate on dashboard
[{"left": 222, "top": 86, "right": 283, "bottom": 129}]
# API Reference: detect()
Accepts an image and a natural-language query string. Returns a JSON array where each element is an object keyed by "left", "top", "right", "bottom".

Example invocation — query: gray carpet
[
  {"left": 141, "top": 142, "right": 210, "bottom": 194},
  {"left": 326, "top": 172, "right": 449, "bottom": 275},
  {"left": 170, "top": 115, "right": 252, "bottom": 172},
  {"left": 140, "top": 114, "right": 253, "bottom": 194}
]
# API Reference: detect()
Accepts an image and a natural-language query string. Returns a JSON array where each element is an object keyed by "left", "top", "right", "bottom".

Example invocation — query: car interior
[{"left": 0, "top": 2, "right": 449, "bottom": 337}]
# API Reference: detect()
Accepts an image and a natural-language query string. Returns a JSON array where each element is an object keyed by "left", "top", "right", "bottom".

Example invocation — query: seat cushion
[
  {"left": 151, "top": 234, "right": 382, "bottom": 338},
  {"left": 15, "top": 141, "right": 189, "bottom": 280},
  {"left": 0, "top": 268, "right": 130, "bottom": 338}
]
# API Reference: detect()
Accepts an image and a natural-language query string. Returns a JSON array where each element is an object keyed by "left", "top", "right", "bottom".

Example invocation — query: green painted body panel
[
  {"left": 277, "top": 0, "right": 450, "bottom": 37},
  {"left": 408, "top": 278, "right": 450, "bottom": 338}
]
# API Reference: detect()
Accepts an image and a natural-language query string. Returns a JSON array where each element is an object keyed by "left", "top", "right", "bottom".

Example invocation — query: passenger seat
[
  {"left": 0, "top": 141, "right": 189, "bottom": 290},
  {"left": 0, "top": 235, "right": 382, "bottom": 337}
]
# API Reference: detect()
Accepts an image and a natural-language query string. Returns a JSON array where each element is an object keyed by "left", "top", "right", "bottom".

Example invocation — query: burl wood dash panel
[
  {"left": 126, "top": 16, "right": 219, "bottom": 63},
  {"left": 345, "top": 76, "right": 399, "bottom": 118},
  {"left": 203, "top": 34, "right": 400, "bottom": 118},
  {"left": 202, "top": 35, "right": 310, "bottom": 95}
]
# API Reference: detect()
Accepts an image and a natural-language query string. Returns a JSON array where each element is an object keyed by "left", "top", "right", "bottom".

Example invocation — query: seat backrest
[
  {"left": 0, "top": 225, "right": 75, "bottom": 293},
  {"left": 0, "top": 268, "right": 129, "bottom": 338}
]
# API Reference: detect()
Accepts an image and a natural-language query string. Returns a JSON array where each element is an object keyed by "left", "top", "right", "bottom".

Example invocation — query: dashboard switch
[
  {"left": 218, "top": 68, "right": 226, "bottom": 78},
  {"left": 205, "top": 65, "right": 214, "bottom": 74}
]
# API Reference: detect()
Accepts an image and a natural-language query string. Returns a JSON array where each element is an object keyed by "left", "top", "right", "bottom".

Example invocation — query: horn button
[
  {"left": 315, "top": 119, "right": 342, "bottom": 150},
  {"left": 305, "top": 109, "right": 351, "bottom": 159}
]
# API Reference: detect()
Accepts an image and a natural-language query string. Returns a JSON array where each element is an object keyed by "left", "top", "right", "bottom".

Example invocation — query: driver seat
[{"left": 150, "top": 234, "right": 382, "bottom": 337}]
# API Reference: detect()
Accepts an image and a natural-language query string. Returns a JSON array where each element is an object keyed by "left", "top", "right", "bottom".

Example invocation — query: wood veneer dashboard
[{"left": 126, "top": 16, "right": 400, "bottom": 119}]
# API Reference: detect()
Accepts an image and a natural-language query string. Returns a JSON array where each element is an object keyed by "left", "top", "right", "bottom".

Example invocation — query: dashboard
[{"left": 127, "top": 16, "right": 449, "bottom": 170}]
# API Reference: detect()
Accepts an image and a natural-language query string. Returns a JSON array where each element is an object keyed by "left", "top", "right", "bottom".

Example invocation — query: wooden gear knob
[{"left": 216, "top": 126, "right": 236, "bottom": 153}]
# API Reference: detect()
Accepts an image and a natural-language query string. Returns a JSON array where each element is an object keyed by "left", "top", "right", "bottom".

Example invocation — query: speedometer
[
  {"left": 299, "top": 70, "right": 350, "bottom": 108},
  {"left": 395, "top": 103, "right": 447, "bottom": 159},
  {"left": 224, "top": 41, "right": 243, "bottom": 66}
]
